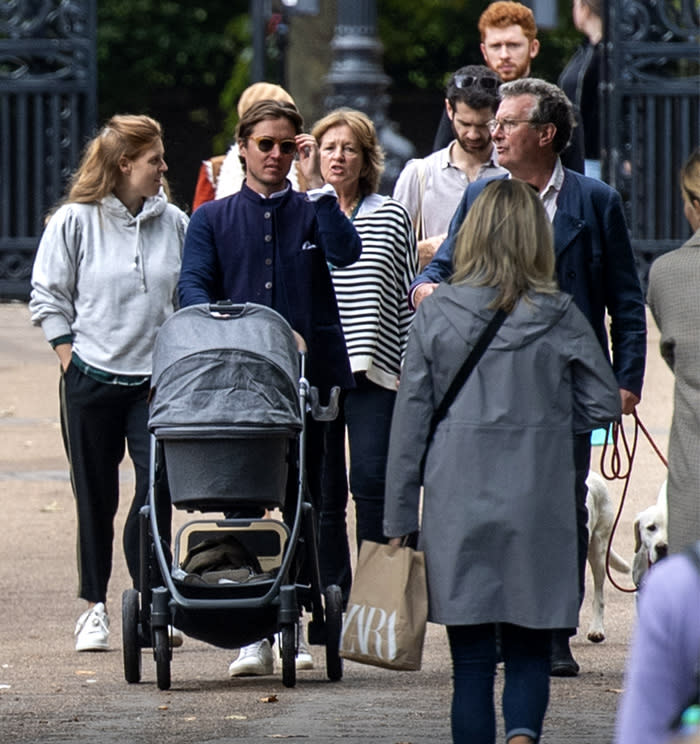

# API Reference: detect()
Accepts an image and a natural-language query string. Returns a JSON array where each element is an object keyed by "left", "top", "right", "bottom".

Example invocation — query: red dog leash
[{"left": 599, "top": 410, "right": 667, "bottom": 593}]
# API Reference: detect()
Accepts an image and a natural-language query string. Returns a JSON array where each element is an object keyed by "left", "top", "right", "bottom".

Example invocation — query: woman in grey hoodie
[
  {"left": 30, "top": 115, "right": 188, "bottom": 653},
  {"left": 384, "top": 179, "right": 621, "bottom": 744}
]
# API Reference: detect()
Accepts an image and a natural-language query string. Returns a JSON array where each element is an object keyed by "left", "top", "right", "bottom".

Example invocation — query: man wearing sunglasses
[
  {"left": 179, "top": 98, "right": 361, "bottom": 400},
  {"left": 393, "top": 65, "right": 507, "bottom": 269},
  {"left": 432, "top": 1, "right": 584, "bottom": 174},
  {"left": 178, "top": 98, "right": 362, "bottom": 678},
  {"left": 410, "top": 78, "right": 646, "bottom": 680}
]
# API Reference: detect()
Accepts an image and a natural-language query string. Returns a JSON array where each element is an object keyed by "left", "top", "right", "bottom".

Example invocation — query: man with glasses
[
  {"left": 410, "top": 78, "right": 646, "bottom": 678},
  {"left": 178, "top": 99, "right": 362, "bottom": 678},
  {"left": 393, "top": 65, "right": 507, "bottom": 268},
  {"left": 433, "top": 1, "right": 584, "bottom": 173}
]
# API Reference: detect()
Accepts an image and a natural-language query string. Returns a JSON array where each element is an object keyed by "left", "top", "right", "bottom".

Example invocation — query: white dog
[
  {"left": 585, "top": 471, "right": 631, "bottom": 643},
  {"left": 631, "top": 480, "right": 668, "bottom": 590}
]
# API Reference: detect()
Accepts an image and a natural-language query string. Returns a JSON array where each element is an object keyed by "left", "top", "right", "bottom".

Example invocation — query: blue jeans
[
  {"left": 319, "top": 373, "right": 396, "bottom": 603},
  {"left": 447, "top": 624, "right": 551, "bottom": 744}
]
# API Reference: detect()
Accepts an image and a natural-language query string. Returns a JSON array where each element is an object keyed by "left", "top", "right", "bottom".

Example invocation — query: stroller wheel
[
  {"left": 324, "top": 585, "right": 343, "bottom": 682},
  {"left": 153, "top": 627, "right": 171, "bottom": 690},
  {"left": 280, "top": 624, "right": 297, "bottom": 688},
  {"left": 122, "top": 589, "right": 142, "bottom": 684}
]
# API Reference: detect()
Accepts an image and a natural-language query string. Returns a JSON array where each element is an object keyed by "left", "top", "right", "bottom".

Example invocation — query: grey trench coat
[
  {"left": 647, "top": 227, "right": 700, "bottom": 553},
  {"left": 384, "top": 284, "right": 621, "bottom": 629}
]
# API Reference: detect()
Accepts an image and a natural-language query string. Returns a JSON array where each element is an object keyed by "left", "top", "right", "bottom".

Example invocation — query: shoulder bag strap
[{"left": 419, "top": 307, "right": 507, "bottom": 480}]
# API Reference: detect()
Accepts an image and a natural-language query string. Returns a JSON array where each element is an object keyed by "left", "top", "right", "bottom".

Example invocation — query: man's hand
[
  {"left": 413, "top": 282, "right": 438, "bottom": 308},
  {"left": 295, "top": 133, "right": 324, "bottom": 189},
  {"left": 620, "top": 388, "right": 640, "bottom": 415},
  {"left": 417, "top": 234, "right": 447, "bottom": 269}
]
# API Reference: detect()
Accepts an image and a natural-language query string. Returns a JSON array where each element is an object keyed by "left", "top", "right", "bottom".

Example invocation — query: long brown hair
[
  {"left": 67, "top": 115, "right": 164, "bottom": 204},
  {"left": 451, "top": 179, "right": 557, "bottom": 312}
]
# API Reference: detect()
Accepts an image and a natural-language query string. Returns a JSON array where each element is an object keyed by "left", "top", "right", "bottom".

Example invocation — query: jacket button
[
  {"left": 264, "top": 211, "right": 271, "bottom": 219},
  {"left": 265, "top": 258, "right": 272, "bottom": 266},
  {"left": 264, "top": 234, "right": 272, "bottom": 242},
  {"left": 567, "top": 270, "right": 576, "bottom": 279},
  {"left": 265, "top": 281, "right": 273, "bottom": 290}
]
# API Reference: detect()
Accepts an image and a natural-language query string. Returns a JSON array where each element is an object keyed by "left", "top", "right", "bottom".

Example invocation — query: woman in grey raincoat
[{"left": 384, "top": 179, "right": 621, "bottom": 744}]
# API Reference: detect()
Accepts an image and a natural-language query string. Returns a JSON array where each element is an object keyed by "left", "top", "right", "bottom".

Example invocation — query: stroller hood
[{"left": 149, "top": 304, "right": 303, "bottom": 436}]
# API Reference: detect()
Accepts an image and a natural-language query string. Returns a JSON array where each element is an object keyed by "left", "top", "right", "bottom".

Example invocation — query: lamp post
[{"left": 324, "top": 0, "right": 414, "bottom": 192}]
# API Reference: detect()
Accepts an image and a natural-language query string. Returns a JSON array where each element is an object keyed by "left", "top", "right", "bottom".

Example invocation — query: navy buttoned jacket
[
  {"left": 178, "top": 182, "right": 362, "bottom": 395},
  {"left": 410, "top": 169, "right": 646, "bottom": 397}
]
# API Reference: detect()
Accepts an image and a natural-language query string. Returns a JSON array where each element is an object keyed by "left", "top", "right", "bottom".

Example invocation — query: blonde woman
[
  {"left": 30, "top": 115, "right": 188, "bottom": 652},
  {"left": 384, "top": 179, "right": 620, "bottom": 744}
]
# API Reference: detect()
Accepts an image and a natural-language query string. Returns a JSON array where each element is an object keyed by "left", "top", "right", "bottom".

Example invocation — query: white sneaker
[
  {"left": 295, "top": 620, "right": 314, "bottom": 671},
  {"left": 75, "top": 602, "right": 110, "bottom": 652},
  {"left": 276, "top": 619, "right": 314, "bottom": 671},
  {"left": 228, "top": 639, "right": 274, "bottom": 677},
  {"left": 169, "top": 627, "right": 184, "bottom": 648}
]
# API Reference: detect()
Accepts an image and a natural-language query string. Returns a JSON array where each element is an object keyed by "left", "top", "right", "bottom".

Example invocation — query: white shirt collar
[{"left": 539, "top": 157, "right": 565, "bottom": 222}]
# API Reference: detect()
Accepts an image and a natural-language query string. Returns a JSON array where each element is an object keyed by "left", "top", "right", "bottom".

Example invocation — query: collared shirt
[
  {"left": 539, "top": 157, "right": 566, "bottom": 222},
  {"left": 393, "top": 143, "right": 507, "bottom": 239},
  {"left": 256, "top": 181, "right": 337, "bottom": 202}
]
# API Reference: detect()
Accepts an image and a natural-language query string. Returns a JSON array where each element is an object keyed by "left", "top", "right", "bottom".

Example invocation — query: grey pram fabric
[{"left": 149, "top": 304, "right": 303, "bottom": 438}]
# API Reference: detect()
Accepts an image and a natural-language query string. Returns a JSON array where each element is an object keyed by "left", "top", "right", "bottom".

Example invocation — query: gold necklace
[{"left": 343, "top": 193, "right": 360, "bottom": 218}]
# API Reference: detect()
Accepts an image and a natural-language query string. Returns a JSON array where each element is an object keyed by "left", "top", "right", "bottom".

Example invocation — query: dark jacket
[
  {"left": 178, "top": 182, "right": 363, "bottom": 394},
  {"left": 410, "top": 169, "right": 647, "bottom": 396}
]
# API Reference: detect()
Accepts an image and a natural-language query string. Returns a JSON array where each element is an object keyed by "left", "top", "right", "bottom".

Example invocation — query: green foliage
[
  {"left": 97, "top": 0, "right": 249, "bottom": 122},
  {"left": 379, "top": 0, "right": 582, "bottom": 93}
]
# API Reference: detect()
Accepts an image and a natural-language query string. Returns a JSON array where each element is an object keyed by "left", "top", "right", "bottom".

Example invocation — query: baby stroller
[{"left": 121, "top": 302, "right": 344, "bottom": 690}]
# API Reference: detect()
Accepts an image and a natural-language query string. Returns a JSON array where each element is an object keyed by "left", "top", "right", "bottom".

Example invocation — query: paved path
[{"left": 0, "top": 301, "right": 672, "bottom": 743}]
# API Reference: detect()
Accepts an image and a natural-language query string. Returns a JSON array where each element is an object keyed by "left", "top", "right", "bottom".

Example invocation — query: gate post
[{"left": 0, "top": 0, "right": 97, "bottom": 300}]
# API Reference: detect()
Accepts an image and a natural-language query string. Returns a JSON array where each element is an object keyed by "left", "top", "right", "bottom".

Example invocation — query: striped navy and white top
[{"left": 331, "top": 193, "right": 418, "bottom": 391}]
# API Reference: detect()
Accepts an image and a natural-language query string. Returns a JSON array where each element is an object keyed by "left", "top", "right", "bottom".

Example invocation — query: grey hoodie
[{"left": 30, "top": 191, "right": 188, "bottom": 376}]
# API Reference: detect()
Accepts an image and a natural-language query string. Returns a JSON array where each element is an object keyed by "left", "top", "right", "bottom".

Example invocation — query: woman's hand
[
  {"left": 54, "top": 343, "right": 72, "bottom": 372},
  {"left": 295, "top": 133, "right": 324, "bottom": 190}
]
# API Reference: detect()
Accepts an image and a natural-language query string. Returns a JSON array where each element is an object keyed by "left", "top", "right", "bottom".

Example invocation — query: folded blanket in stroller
[{"left": 180, "top": 535, "right": 274, "bottom": 586}]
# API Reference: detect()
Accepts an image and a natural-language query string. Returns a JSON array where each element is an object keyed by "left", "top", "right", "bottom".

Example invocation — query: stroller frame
[{"left": 121, "top": 303, "right": 344, "bottom": 690}]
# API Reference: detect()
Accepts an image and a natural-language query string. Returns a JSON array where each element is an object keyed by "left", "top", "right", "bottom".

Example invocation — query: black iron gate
[
  {"left": 603, "top": 0, "right": 700, "bottom": 290},
  {"left": 0, "top": 0, "right": 96, "bottom": 300}
]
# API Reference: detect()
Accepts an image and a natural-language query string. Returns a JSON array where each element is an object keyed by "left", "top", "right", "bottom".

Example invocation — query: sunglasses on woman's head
[
  {"left": 249, "top": 135, "right": 297, "bottom": 155},
  {"left": 453, "top": 74, "right": 500, "bottom": 90}
]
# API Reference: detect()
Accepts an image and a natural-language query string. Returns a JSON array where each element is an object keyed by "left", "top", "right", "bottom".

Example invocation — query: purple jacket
[{"left": 615, "top": 552, "right": 700, "bottom": 743}]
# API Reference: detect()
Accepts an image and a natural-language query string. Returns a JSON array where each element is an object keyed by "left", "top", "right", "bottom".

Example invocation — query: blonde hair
[
  {"left": 237, "top": 82, "right": 294, "bottom": 118},
  {"left": 63, "top": 114, "right": 164, "bottom": 205},
  {"left": 681, "top": 146, "right": 700, "bottom": 206},
  {"left": 311, "top": 108, "right": 385, "bottom": 197},
  {"left": 451, "top": 179, "right": 557, "bottom": 312}
]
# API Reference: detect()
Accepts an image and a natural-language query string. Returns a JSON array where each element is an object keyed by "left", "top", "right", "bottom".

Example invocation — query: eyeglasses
[
  {"left": 248, "top": 135, "right": 297, "bottom": 155},
  {"left": 453, "top": 74, "right": 500, "bottom": 91},
  {"left": 486, "top": 118, "right": 536, "bottom": 135}
]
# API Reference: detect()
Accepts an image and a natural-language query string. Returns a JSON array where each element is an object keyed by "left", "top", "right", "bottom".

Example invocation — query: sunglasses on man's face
[
  {"left": 453, "top": 74, "right": 500, "bottom": 91},
  {"left": 249, "top": 135, "right": 297, "bottom": 155}
]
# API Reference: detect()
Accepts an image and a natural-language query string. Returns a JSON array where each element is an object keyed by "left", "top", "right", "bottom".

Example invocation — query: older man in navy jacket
[{"left": 411, "top": 78, "right": 646, "bottom": 677}]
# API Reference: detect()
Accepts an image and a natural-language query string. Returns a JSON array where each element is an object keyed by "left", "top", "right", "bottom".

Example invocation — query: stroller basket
[{"left": 161, "top": 433, "right": 291, "bottom": 510}]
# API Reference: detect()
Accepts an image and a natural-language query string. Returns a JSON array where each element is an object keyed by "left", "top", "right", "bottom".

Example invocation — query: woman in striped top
[{"left": 311, "top": 109, "right": 418, "bottom": 602}]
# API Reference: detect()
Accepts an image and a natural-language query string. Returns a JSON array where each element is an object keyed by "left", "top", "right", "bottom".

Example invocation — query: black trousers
[{"left": 60, "top": 365, "right": 152, "bottom": 604}]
